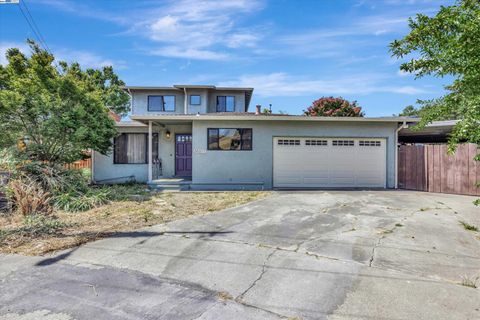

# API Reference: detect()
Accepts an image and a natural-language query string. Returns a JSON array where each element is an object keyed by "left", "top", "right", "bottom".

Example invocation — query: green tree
[
  {"left": 0, "top": 40, "right": 130, "bottom": 164},
  {"left": 399, "top": 105, "right": 420, "bottom": 117},
  {"left": 304, "top": 97, "right": 364, "bottom": 117},
  {"left": 390, "top": 0, "right": 480, "bottom": 156}
]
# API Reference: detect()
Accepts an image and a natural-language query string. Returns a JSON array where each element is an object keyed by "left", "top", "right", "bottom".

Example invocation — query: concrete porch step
[{"left": 148, "top": 178, "right": 192, "bottom": 192}]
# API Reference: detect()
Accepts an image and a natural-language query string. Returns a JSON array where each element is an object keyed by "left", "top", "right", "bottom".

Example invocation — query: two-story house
[{"left": 92, "top": 84, "right": 417, "bottom": 190}]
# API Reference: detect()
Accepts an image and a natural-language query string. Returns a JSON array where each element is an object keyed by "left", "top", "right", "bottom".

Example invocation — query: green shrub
[{"left": 53, "top": 188, "right": 111, "bottom": 212}]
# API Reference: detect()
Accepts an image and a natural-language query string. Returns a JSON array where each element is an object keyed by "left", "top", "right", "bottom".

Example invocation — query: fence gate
[{"left": 398, "top": 144, "right": 480, "bottom": 196}]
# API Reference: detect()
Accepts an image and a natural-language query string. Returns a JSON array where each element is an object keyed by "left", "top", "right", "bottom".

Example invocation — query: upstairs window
[
  {"left": 190, "top": 95, "right": 201, "bottom": 105},
  {"left": 208, "top": 128, "right": 252, "bottom": 150},
  {"left": 216, "top": 96, "right": 235, "bottom": 112},
  {"left": 148, "top": 95, "right": 175, "bottom": 112}
]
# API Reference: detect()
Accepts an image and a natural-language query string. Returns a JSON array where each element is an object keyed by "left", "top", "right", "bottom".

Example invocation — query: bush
[
  {"left": 304, "top": 97, "right": 364, "bottom": 117},
  {"left": 53, "top": 188, "right": 111, "bottom": 212},
  {"left": 8, "top": 177, "right": 52, "bottom": 216}
]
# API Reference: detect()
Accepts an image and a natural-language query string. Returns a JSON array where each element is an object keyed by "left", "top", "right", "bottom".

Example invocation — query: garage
[{"left": 273, "top": 137, "right": 387, "bottom": 188}]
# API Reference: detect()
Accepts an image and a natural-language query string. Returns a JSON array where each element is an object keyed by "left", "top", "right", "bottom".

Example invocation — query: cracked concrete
[{"left": 1, "top": 190, "right": 480, "bottom": 319}]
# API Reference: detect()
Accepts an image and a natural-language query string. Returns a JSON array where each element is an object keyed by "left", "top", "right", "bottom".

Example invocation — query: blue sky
[{"left": 0, "top": 0, "right": 454, "bottom": 116}]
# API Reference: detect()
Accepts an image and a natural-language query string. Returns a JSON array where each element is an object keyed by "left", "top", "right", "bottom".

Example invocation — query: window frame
[
  {"left": 216, "top": 96, "right": 235, "bottom": 112},
  {"left": 147, "top": 95, "right": 176, "bottom": 112},
  {"left": 113, "top": 132, "right": 158, "bottom": 164},
  {"left": 189, "top": 95, "right": 201, "bottom": 105},
  {"left": 207, "top": 128, "right": 253, "bottom": 151}
]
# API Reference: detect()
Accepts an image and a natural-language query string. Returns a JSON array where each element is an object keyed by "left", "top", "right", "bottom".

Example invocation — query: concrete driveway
[{"left": 1, "top": 191, "right": 479, "bottom": 320}]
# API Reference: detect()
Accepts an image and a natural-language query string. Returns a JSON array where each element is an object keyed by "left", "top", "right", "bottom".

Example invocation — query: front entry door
[{"left": 175, "top": 134, "right": 192, "bottom": 177}]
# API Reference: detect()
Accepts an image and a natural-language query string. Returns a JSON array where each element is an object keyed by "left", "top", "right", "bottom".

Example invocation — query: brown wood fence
[
  {"left": 65, "top": 158, "right": 92, "bottom": 170},
  {"left": 398, "top": 144, "right": 480, "bottom": 196}
]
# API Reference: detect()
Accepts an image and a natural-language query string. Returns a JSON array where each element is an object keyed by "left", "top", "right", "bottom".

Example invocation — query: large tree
[
  {"left": 304, "top": 97, "right": 364, "bottom": 117},
  {"left": 0, "top": 40, "right": 130, "bottom": 163},
  {"left": 390, "top": 0, "right": 480, "bottom": 158}
]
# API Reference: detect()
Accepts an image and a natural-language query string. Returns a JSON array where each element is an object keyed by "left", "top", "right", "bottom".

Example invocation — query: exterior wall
[
  {"left": 92, "top": 124, "right": 192, "bottom": 183},
  {"left": 186, "top": 89, "right": 208, "bottom": 114},
  {"left": 132, "top": 90, "right": 185, "bottom": 115},
  {"left": 131, "top": 89, "right": 247, "bottom": 115},
  {"left": 191, "top": 120, "right": 399, "bottom": 189}
]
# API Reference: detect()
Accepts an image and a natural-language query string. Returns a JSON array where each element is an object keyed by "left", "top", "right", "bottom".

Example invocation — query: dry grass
[{"left": 0, "top": 191, "right": 270, "bottom": 256}]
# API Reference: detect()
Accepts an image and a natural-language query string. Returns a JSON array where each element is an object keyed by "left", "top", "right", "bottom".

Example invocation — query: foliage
[
  {"left": 304, "top": 97, "right": 364, "bottom": 117},
  {"left": 390, "top": 0, "right": 480, "bottom": 155},
  {"left": 0, "top": 39, "right": 130, "bottom": 164},
  {"left": 0, "top": 215, "right": 71, "bottom": 243},
  {"left": 390, "top": 0, "right": 480, "bottom": 204},
  {"left": 8, "top": 176, "right": 52, "bottom": 216},
  {"left": 399, "top": 105, "right": 421, "bottom": 117}
]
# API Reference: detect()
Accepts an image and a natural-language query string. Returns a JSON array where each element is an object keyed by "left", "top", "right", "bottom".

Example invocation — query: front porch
[{"left": 143, "top": 119, "right": 193, "bottom": 183}]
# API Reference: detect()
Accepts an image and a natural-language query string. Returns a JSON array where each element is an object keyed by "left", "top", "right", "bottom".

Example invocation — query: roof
[
  {"left": 130, "top": 113, "right": 418, "bottom": 124},
  {"left": 399, "top": 120, "right": 458, "bottom": 143},
  {"left": 123, "top": 85, "right": 254, "bottom": 92}
]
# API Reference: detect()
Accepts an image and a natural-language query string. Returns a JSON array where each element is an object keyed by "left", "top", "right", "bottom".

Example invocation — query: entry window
[
  {"left": 216, "top": 96, "right": 235, "bottom": 112},
  {"left": 332, "top": 140, "right": 354, "bottom": 146},
  {"left": 190, "top": 95, "right": 201, "bottom": 105},
  {"left": 114, "top": 133, "right": 158, "bottom": 164},
  {"left": 359, "top": 140, "right": 381, "bottom": 147},
  {"left": 177, "top": 135, "right": 192, "bottom": 142},
  {"left": 278, "top": 139, "right": 300, "bottom": 146},
  {"left": 208, "top": 128, "right": 252, "bottom": 150},
  {"left": 148, "top": 95, "right": 175, "bottom": 112},
  {"left": 305, "top": 139, "right": 328, "bottom": 146}
]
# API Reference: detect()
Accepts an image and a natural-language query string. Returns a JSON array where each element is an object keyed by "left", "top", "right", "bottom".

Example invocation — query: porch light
[{"left": 165, "top": 130, "right": 171, "bottom": 139}]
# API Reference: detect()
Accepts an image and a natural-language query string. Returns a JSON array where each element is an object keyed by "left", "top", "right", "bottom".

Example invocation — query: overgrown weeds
[
  {"left": 8, "top": 177, "right": 52, "bottom": 216},
  {"left": 460, "top": 275, "right": 479, "bottom": 288},
  {"left": 460, "top": 221, "right": 479, "bottom": 232}
]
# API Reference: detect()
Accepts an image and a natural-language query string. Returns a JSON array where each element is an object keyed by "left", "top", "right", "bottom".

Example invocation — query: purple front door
[{"left": 175, "top": 134, "right": 192, "bottom": 177}]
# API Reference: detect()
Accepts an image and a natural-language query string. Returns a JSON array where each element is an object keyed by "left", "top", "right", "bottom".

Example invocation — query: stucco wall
[
  {"left": 93, "top": 124, "right": 192, "bottom": 183},
  {"left": 191, "top": 120, "right": 399, "bottom": 189}
]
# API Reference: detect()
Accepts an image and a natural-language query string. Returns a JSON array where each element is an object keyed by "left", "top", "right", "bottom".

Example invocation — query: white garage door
[{"left": 273, "top": 137, "right": 387, "bottom": 188}]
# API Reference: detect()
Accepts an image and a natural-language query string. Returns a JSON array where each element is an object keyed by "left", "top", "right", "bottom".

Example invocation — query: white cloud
[
  {"left": 132, "top": 0, "right": 264, "bottom": 60},
  {"left": 55, "top": 49, "right": 127, "bottom": 69},
  {"left": 149, "top": 47, "right": 229, "bottom": 61},
  {"left": 219, "top": 72, "right": 430, "bottom": 97}
]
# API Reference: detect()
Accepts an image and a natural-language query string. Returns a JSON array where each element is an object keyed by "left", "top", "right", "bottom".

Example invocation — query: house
[{"left": 92, "top": 84, "right": 418, "bottom": 190}]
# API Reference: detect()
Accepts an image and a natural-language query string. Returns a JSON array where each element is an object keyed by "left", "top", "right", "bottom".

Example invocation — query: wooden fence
[
  {"left": 398, "top": 143, "right": 480, "bottom": 196},
  {"left": 65, "top": 158, "right": 92, "bottom": 170}
]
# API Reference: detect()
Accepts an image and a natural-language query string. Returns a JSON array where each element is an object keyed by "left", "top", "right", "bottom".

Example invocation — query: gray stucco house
[{"left": 92, "top": 84, "right": 416, "bottom": 190}]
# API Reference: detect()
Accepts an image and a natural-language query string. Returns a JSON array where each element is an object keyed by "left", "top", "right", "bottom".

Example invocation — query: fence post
[{"left": 0, "top": 171, "right": 10, "bottom": 212}]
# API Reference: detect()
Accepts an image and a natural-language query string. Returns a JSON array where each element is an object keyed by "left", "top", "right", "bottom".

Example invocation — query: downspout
[
  {"left": 395, "top": 121, "right": 408, "bottom": 188},
  {"left": 91, "top": 149, "right": 95, "bottom": 184},
  {"left": 126, "top": 88, "right": 133, "bottom": 115},
  {"left": 183, "top": 88, "right": 188, "bottom": 114}
]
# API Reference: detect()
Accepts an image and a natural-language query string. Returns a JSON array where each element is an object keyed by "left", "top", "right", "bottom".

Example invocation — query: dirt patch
[{"left": 0, "top": 191, "right": 270, "bottom": 255}]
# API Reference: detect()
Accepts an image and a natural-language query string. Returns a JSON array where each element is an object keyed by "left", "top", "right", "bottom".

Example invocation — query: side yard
[{"left": 0, "top": 185, "right": 270, "bottom": 255}]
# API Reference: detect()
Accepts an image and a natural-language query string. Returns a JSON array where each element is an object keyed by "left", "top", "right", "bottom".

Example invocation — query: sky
[{"left": 0, "top": 0, "right": 455, "bottom": 116}]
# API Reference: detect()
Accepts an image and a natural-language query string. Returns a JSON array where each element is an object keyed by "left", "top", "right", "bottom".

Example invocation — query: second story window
[
  {"left": 216, "top": 96, "right": 235, "bottom": 112},
  {"left": 190, "top": 95, "right": 201, "bottom": 105},
  {"left": 148, "top": 95, "right": 175, "bottom": 112}
]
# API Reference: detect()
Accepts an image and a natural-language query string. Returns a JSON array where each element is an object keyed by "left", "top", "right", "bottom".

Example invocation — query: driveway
[{"left": 1, "top": 191, "right": 479, "bottom": 320}]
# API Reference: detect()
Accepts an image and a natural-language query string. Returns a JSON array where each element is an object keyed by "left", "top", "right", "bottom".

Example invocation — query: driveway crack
[
  {"left": 236, "top": 248, "right": 277, "bottom": 302},
  {"left": 369, "top": 237, "right": 382, "bottom": 267}
]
